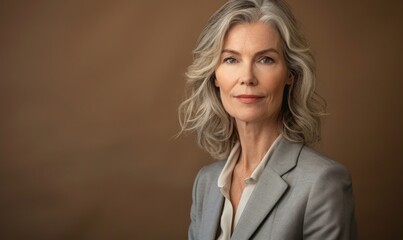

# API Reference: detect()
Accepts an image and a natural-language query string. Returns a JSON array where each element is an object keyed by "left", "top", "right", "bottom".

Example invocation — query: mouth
[{"left": 234, "top": 94, "right": 264, "bottom": 103}]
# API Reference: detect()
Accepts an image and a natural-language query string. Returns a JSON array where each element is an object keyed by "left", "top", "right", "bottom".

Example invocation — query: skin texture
[{"left": 214, "top": 22, "right": 291, "bottom": 218}]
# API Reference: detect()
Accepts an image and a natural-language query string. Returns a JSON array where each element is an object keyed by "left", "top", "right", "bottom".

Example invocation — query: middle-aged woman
[{"left": 179, "top": 0, "right": 357, "bottom": 239}]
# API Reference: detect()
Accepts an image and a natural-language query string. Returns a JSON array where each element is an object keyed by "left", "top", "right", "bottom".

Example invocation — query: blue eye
[
  {"left": 223, "top": 57, "right": 238, "bottom": 64},
  {"left": 259, "top": 56, "right": 274, "bottom": 64}
]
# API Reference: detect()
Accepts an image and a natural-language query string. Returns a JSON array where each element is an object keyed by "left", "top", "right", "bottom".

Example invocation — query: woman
[{"left": 179, "top": 0, "right": 357, "bottom": 239}]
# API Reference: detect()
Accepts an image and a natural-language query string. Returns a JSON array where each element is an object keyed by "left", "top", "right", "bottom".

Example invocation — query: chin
[
  {"left": 231, "top": 110, "right": 279, "bottom": 126},
  {"left": 233, "top": 114, "right": 265, "bottom": 124}
]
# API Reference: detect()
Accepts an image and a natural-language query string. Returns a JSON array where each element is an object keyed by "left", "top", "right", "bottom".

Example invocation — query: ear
[
  {"left": 286, "top": 72, "right": 293, "bottom": 85},
  {"left": 212, "top": 73, "right": 219, "bottom": 87}
]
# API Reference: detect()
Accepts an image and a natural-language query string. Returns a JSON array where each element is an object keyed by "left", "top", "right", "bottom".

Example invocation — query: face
[{"left": 214, "top": 22, "right": 291, "bottom": 126}]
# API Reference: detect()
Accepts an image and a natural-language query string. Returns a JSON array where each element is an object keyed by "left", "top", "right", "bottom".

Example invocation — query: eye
[
  {"left": 223, "top": 57, "right": 238, "bottom": 64},
  {"left": 258, "top": 56, "right": 274, "bottom": 64}
]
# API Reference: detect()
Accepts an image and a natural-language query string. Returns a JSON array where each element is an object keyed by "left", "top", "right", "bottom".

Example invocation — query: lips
[{"left": 234, "top": 94, "right": 264, "bottom": 103}]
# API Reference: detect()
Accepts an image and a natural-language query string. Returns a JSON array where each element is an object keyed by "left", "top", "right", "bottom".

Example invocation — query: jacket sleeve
[
  {"left": 188, "top": 167, "right": 204, "bottom": 240},
  {"left": 303, "top": 164, "right": 357, "bottom": 240}
]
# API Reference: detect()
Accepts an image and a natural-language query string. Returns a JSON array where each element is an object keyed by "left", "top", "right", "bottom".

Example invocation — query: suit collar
[
  {"left": 267, "top": 137, "right": 303, "bottom": 176},
  {"left": 231, "top": 138, "right": 303, "bottom": 239}
]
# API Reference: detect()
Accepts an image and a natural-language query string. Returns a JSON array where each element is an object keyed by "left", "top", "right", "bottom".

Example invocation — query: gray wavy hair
[{"left": 178, "top": 0, "right": 326, "bottom": 160}]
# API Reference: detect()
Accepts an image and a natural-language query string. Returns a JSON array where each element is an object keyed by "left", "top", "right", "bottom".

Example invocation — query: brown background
[{"left": 1, "top": 0, "right": 402, "bottom": 239}]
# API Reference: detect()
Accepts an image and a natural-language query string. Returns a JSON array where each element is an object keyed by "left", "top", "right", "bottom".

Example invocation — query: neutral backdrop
[{"left": 1, "top": 0, "right": 402, "bottom": 239}]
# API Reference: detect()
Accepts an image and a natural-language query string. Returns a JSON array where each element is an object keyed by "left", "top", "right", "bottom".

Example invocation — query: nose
[{"left": 239, "top": 63, "right": 257, "bottom": 86}]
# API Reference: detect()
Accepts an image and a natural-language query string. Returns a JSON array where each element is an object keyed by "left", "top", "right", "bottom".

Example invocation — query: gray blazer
[{"left": 189, "top": 138, "right": 357, "bottom": 240}]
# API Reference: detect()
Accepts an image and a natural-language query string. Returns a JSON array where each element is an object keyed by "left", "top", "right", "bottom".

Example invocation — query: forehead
[{"left": 223, "top": 22, "right": 282, "bottom": 51}]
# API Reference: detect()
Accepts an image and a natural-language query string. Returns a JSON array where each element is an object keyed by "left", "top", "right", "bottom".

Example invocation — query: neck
[{"left": 235, "top": 119, "right": 280, "bottom": 173}]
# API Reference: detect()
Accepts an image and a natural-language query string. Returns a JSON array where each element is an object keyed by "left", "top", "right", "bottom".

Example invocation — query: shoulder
[
  {"left": 274, "top": 138, "right": 351, "bottom": 181},
  {"left": 294, "top": 146, "right": 356, "bottom": 238},
  {"left": 274, "top": 138, "right": 352, "bottom": 186},
  {"left": 191, "top": 160, "right": 225, "bottom": 206},
  {"left": 299, "top": 145, "right": 350, "bottom": 174},
  {"left": 192, "top": 160, "right": 226, "bottom": 189},
  {"left": 195, "top": 160, "right": 226, "bottom": 185},
  {"left": 292, "top": 144, "right": 352, "bottom": 187}
]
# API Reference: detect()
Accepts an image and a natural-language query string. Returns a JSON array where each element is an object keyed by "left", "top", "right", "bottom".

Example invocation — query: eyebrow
[{"left": 221, "top": 48, "right": 280, "bottom": 56}]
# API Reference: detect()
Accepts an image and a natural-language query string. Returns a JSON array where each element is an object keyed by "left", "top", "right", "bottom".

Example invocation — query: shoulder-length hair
[{"left": 178, "top": 0, "right": 326, "bottom": 160}]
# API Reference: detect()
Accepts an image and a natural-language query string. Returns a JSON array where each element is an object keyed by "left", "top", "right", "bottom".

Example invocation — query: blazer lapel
[{"left": 231, "top": 139, "right": 303, "bottom": 240}]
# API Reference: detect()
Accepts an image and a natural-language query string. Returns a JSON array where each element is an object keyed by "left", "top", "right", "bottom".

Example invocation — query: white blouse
[{"left": 216, "top": 135, "right": 282, "bottom": 240}]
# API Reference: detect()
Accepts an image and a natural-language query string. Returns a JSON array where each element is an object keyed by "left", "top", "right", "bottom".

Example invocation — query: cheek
[
  {"left": 218, "top": 87, "right": 231, "bottom": 105},
  {"left": 276, "top": 82, "right": 287, "bottom": 97},
  {"left": 214, "top": 65, "right": 235, "bottom": 89},
  {"left": 265, "top": 77, "right": 286, "bottom": 94},
  {"left": 217, "top": 87, "right": 234, "bottom": 115},
  {"left": 214, "top": 77, "right": 233, "bottom": 95},
  {"left": 276, "top": 85, "right": 287, "bottom": 104},
  {"left": 264, "top": 81, "right": 288, "bottom": 108}
]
